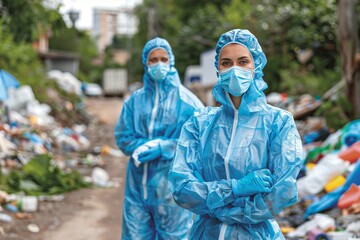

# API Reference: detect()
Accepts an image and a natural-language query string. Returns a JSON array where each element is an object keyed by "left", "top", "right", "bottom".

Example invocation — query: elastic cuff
[{"left": 158, "top": 139, "right": 176, "bottom": 160}]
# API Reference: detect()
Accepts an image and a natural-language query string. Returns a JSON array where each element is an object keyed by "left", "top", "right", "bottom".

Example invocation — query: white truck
[{"left": 102, "top": 68, "right": 128, "bottom": 97}]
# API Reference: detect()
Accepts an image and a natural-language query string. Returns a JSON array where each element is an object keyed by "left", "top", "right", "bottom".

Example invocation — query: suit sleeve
[
  {"left": 114, "top": 99, "right": 148, "bottom": 156},
  {"left": 169, "top": 114, "right": 303, "bottom": 224}
]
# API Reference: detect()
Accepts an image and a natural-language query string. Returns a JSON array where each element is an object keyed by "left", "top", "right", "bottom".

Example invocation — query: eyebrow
[
  {"left": 149, "top": 57, "right": 160, "bottom": 60},
  {"left": 220, "top": 56, "right": 250, "bottom": 61}
]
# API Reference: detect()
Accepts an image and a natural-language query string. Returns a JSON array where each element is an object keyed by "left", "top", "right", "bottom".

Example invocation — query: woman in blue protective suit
[
  {"left": 114, "top": 37, "right": 204, "bottom": 239},
  {"left": 169, "top": 29, "right": 304, "bottom": 239}
]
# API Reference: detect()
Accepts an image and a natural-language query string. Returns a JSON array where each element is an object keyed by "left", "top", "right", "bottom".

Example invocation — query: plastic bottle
[
  {"left": 101, "top": 145, "right": 124, "bottom": 157},
  {"left": 297, "top": 153, "right": 349, "bottom": 197},
  {"left": 304, "top": 159, "right": 360, "bottom": 218},
  {"left": 18, "top": 196, "right": 38, "bottom": 212},
  {"left": 5, "top": 203, "right": 18, "bottom": 212}
]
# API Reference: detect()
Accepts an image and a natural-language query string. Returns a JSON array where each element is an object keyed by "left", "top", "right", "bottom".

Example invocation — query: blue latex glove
[
  {"left": 232, "top": 169, "right": 273, "bottom": 197},
  {"left": 138, "top": 143, "right": 162, "bottom": 163}
]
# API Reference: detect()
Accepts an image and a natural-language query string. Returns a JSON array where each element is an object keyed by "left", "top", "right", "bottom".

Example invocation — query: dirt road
[
  {"left": 2, "top": 97, "right": 127, "bottom": 240},
  {"left": 43, "top": 97, "right": 126, "bottom": 240}
]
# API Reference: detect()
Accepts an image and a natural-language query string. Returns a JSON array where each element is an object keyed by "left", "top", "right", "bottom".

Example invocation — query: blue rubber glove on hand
[
  {"left": 138, "top": 143, "right": 162, "bottom": 163},
  {"left": 232, "top": 169, "right": 274, "bottom": 197}
]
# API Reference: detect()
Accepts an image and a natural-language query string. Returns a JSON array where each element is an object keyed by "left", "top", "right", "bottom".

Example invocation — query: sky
[{"left": 58, "top": 0, "right": 142, "bottom": 30}]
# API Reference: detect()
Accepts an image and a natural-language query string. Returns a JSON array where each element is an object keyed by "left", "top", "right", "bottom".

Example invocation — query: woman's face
[
  {"left": 147, "top": 49, "right": 169, "bottom": 65},
  {"left": 219, "top": 44, "right": 254, "bottom": 71}
]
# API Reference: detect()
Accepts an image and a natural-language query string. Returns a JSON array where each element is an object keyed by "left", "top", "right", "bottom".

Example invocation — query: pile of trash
[
  {"left": 46, "top": 70, "right": 83, "bottom": 96},
  {"left": 0, "top": 74, "right": 123, "bottom": 225},
  {"left": 277, "top": 119, "right": 360, "bottom": 239},
  {"left": 267, "top": 92, "right": 322, "bottom": 120}
]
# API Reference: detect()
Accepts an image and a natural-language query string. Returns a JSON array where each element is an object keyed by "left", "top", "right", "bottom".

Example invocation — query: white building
[{"left": 93, "top": 7, "right": 138, "bottom": 52}]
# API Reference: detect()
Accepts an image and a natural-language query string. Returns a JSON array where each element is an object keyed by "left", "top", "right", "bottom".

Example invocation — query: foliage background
[{"left": 1, "top": 0, "right": 359, "bottom": 128}]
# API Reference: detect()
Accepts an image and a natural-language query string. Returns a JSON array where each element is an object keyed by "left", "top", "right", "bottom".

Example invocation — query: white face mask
[
  {"left": 218, "top": 66, "right": 255, "bottom": 97},
  {"left": 147, "top": 62, "right": 170, "bottom": 82}
]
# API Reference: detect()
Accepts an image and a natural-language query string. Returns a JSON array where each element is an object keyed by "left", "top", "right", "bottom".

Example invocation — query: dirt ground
[{"left": 1, "top": 97, "right": 127, "bottom": 240}]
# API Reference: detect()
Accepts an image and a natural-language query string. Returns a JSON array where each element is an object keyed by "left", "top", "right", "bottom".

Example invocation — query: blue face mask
[
  {"left": 147, "top": 62, "right": 170, "bottom": 82},
  {"left": 219, "top": 66, "right": 255, "bottom": 97}
]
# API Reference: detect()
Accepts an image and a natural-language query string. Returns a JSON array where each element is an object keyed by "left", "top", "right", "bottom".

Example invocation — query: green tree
[
  {"left": 112, "top": 35, "right": 129, "bottom": 49},
  {"left": 130, "top": 0, "right": 229, "bottom": 83},
  {"left": 221, "top": 0, "right": 339, "bottom": 94},
  {"left": 0, "top": 20, "right": 47, "bottom": 101},
  {"left": 2, "top": 0, "right": 65, "bottom": 43},
  {"left": 49, "top": 27, "right": 99, "bottom": 83},
  {"left": 171, "top": 4, "right": 227, "bottom": 75},
  {"left": 49, "top": 27, "right": 79, "bottom": 51}
]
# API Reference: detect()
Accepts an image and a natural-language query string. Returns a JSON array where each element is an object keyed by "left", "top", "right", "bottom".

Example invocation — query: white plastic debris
[
  {"left": 297, "top": 153, "right": 349, "bottom": 197},
  {"left": 27, "top": 224, "right": 40, "bottom": 233},
  {"left": 0, "top": 213, "right": 12, "bottom": 223},
  {"left": 6, "top": 85, "right": 35, "bottom": 111},
  {"left": 287, "top": 214, "right": 335, "bottom": 238},
  {"left": 91, "top": 167, "right": 110, "bottom": 187}
]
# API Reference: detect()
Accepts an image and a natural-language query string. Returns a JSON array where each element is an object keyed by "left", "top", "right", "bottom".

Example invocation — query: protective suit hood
[
  {"left": 212, "top": 29, "right": 268, "bottom": 112},
  {"left": 141, "top": 37, "right": 180, "bottom": 91}
]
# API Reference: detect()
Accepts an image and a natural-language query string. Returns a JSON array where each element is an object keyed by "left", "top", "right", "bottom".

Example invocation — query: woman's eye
[
  {"left": 221, "top": 61, "right": 231, "bottom": 67},
  {"left": 149, "top": 58, "right": 158, "bottom": 64}
]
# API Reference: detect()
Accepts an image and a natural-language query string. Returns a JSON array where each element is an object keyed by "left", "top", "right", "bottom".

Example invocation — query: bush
[{"left": 0, "top": 20, "right": 48, "bottom": 101}]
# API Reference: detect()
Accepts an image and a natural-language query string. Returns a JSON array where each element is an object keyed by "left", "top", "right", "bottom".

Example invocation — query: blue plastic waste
[
  {"left": 341, "top": 120, "right": 360, "bottom": 147},
  {"left": 304, "top": 131, "right": 321, "bottom": 144},
  {"left": 23, "top": 132, "right": 44, "bottom": 144},
  {"left": 304, "top": 159, "right": 360, "bottom": 218},
  {"left": 303, "top": 128, "right": 330, "bottom": 144},
  {"left": 0, "top": 69, "right": 20, "bottom": 101}
]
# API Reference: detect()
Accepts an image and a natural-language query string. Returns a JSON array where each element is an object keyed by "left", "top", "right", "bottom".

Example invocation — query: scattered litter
[
  {"left": 15, "top": 212, "right": 34, "bottom": 219},
  {"left": 101, "top": 145, "right": 124, "bottom": 157},
  {"left": 91, "top": 167, "right": 110, "bottom": 187},
  {"left": 0, "top": 226, "right": 6, "bottom": 236},
  {"left": 27, "top": 223, "right": 40, "bottom": 233},
  {"left": 38, "top": 194, "right": 65, "bottom": 202},
  {"left": 18, "top": 196, "right": 38, "bottom": 212},
  {"left": 0, "top": 212, "right": 12, "bottom": 222}
]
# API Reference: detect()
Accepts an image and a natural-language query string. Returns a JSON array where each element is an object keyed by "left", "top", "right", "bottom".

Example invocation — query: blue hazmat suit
[
  {"left": 114, "top": 37, "right": 204, "bottom": 240},
  {"left": 168, "top": 29, "right": 304, "bottom": 240}
]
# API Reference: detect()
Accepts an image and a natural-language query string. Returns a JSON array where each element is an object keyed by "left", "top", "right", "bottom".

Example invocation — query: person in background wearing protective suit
[
  {"left": 114, "top": 37, "right": 204, "bottom": 240},
  {"left": 169, "top": 29, "right": 304, "bottom": 239}
]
